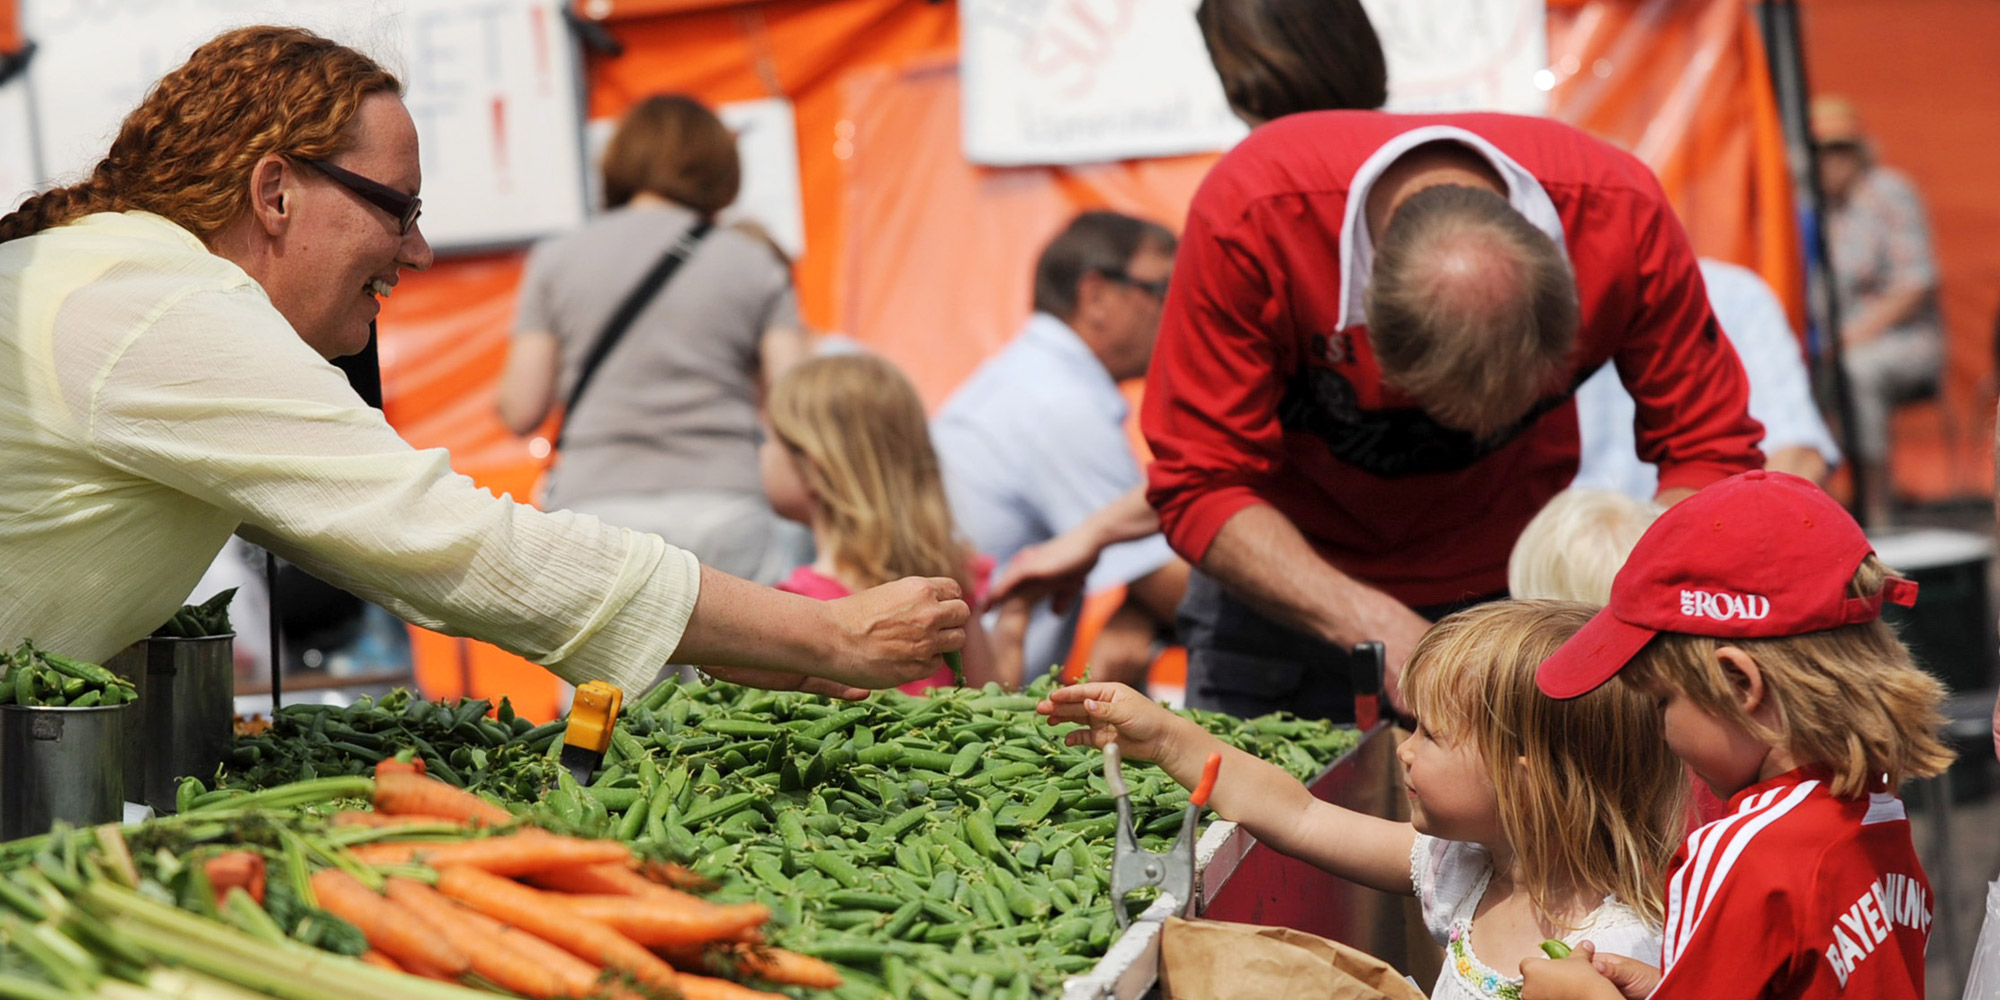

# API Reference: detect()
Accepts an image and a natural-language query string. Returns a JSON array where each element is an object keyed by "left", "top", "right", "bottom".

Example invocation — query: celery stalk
[
  {"left": 92, "top": 826, "right": 140, "bottom": 889},
  {"left": 219, "top": 888, "right": 287, "bottom": 946},
  {"left": 79, "top": 883, "right": 489, "bottom": 1000},
  {"left": 0, "top": 916, "right": 95, "bottom": 994},
  {"left": 0, "top": 972, "right": 80, "bottom": 1000},
  {"left": 139, "top": 967, "right": 295, "bottom": 1000},
  {"left": 183, "top": 778, "right": 373, "bottom": 816}
]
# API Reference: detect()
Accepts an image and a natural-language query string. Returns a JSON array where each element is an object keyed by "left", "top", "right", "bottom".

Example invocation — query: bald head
[{"left": 1365, "top": 184, "right": 1579, "bottom": 439}]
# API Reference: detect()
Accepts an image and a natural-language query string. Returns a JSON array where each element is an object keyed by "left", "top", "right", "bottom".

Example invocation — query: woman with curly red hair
[{"left": 0, "top": 26, "right": 966, "bottom": 698}]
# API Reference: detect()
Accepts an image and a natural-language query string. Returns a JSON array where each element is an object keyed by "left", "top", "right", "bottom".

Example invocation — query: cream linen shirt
[{"left": 0, "top": 211, "right": 699, "bottom": 690}]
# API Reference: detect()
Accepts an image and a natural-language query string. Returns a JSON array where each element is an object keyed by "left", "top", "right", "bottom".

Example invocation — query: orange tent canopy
[{"left": 1, "top": 0, "right": 22, "bottom": 56}]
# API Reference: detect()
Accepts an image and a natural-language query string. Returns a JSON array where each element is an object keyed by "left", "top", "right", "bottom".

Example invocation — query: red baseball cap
[{"left": 1536, "top": 470, "right": 1918, "bottom": 699}]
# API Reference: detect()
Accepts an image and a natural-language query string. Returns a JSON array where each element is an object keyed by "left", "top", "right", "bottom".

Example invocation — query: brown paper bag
[{"left": 1158, "top": 916, "right": 1429, "bottom": 1000}]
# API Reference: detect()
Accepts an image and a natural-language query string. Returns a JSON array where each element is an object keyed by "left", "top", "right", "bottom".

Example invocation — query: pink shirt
[{"left": 774, "top": 555, "right": 994, "bottom": 695}]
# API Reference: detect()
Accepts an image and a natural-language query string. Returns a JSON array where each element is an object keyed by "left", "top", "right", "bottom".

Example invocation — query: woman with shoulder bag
[{"left": 498, "top": 95, "right": 810, "bottom": 584}]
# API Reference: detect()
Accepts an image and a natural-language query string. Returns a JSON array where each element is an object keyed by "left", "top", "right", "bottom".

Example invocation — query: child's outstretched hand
[
  {"left": 1520, "top": 942, "right": 1660, "bottom": 1000},
  {"left": 1037, "top": 682, "right": 1183, "bottom": 763}
]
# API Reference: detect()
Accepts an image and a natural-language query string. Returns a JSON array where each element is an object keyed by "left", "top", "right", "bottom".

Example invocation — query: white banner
[
  {"left": 19, "top": 0, "right": 589, "bottom": 251},
  {"left": 961, "top": 0, "right": 1247, "bottom": 167},
  {"left": 960, "top": 0, "right": 1547, "bottom": 168},
  {"left": 1360, "top": 0, "right": 1548, "bottom": 116}
]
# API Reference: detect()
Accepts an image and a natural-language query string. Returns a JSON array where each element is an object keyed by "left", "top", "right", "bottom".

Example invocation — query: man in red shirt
[{"left": 1141, "top": 110, "right": 1764, "bottom": 720}]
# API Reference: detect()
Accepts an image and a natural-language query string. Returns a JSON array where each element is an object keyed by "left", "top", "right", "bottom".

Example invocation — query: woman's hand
[
  {"left": 823, "top": 576, "right": 970, "bottom": 689},
  {"left": 1038, "top": 681, "right": 1185, "bottom": 764},
  {"left": 697, "top": 666, "right": 871, "bottom": 700}
]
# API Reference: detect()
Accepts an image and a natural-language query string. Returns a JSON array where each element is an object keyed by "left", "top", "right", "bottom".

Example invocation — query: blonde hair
[
  {"left": 0, "top": 26, "right": 399, "bottom": 244},
  {"left": 1403, "top": 600, "right": 1687, "bottom": 929},
  {"left": 765, "top": 354, "right": 973, "bottom": 592},
  {"left": 1508, "top": 489, "right": 1662, "bottom": 603},
  {"left": 1627, "top": 556, "right": 1954, "bottom": 798}
]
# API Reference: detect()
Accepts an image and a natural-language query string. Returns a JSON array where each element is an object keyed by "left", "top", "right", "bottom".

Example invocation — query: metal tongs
[{"left": 1105, "top": 742, "right": 1223, "bottom": 929}]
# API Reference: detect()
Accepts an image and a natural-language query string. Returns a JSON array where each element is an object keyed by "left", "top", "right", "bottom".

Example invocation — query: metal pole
[
  {"left": 265, "top": 550, "right": 282, "bottom": 711},
  {"left": 1757, "top": 0, "right": 1870, "bottom": 524}
]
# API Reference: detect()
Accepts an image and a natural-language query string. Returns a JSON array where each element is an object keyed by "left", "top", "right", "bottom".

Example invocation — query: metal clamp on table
[{"left": 1107, "top": 744, "right": 1222, "bottom": 929}]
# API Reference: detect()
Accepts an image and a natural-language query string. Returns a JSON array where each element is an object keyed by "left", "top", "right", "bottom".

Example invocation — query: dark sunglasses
[
  {"left": 297, "top": 157, "right": 423, "bottom": 235},
  {"left": 1095, "top": 268, "right": 1170, "bottom": 300}
]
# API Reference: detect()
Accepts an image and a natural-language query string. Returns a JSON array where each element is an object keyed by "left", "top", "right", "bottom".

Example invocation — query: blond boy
[
  {"left": 1507, "top": 488, "right": 1660, "bottom": 604},
  {"left": 1523, "top": 470, "right": 1952, "bottom": 1000}
]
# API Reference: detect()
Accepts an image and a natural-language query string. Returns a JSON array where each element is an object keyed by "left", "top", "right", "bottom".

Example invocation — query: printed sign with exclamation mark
[
  {"left": 531, "top": 4, "right": 554, "bottom": 98},
  {"left": 492, "top": 95, "right": 510, "bottom": 194}
]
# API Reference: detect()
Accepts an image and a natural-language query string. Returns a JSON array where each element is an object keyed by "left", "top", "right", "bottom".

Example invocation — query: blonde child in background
[
  {"left": 1510, "top": 488, "right": 1730, "bottom": 825},
  {"left": 1507, "top": 489, "right": 1661, "bottom": 604},
  {"left": 1524, "top": 471, "right": 1953, "bottom": 1000},
  {"left": 1040, "top": 600, "right": 1688, "bottom": 1000},
  {"left": 760, "top": 354, "right": 1008, "bottom": 692}
]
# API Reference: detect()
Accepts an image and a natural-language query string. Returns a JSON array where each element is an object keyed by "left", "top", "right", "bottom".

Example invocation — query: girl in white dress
[{"left": 1039, "top": 600, "right": 1687, "bottom": 1000}]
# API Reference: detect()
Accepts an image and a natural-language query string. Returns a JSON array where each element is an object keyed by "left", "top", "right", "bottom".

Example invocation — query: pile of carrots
[{"left": 241, "top": 762, "right": 843, "bottom": 1000}]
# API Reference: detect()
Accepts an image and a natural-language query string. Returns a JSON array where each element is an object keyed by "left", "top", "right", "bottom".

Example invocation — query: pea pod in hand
[{"left": 1540, "top": 939, "right": 1573, "bottom": 960}]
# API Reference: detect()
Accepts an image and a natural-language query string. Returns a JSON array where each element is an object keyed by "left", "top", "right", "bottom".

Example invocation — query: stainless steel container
[
  {"left": 100, "top": 641, "right": 151, "bottom": 803},
  {"left": 0, "top": 703, "right": 131, "bottom": 839},
  {"left": 142, "top": 634, "right": 235, "bottom": 812}
]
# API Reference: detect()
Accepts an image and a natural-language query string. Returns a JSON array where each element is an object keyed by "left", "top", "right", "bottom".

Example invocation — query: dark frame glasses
[
  {"left": 297, "top": 157, "right": 422, "bottom": 235},
  {"left": 1094, "top": 267, "right": 1170, "bottom": 300}
]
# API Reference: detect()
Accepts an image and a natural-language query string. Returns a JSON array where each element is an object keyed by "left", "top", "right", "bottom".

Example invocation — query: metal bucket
[
  {"left": 142, "top": 635, "right": 235, "bottom": 812},
  {"left": 100, "top": 641, "right": 151, "bottom": 803},
  {"left": 0, "top": 703, "right": 131, "bottom": 840}
]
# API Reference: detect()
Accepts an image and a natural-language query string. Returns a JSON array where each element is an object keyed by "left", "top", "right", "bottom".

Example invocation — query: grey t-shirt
[{"left": 516, "top": 204, "right": 798, "bottom": 508}]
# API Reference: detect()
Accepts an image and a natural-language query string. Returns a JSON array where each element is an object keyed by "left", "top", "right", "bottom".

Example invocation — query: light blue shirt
[
  {"left": 932, "top": 313, "right": 1177, "bottom": 675},
  {"left": 1575, "top": 260, "right": 1841, "bottom": 499}
]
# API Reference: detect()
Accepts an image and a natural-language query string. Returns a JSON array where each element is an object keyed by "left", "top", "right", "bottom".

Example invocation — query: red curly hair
[{"left": 0, "top": 26, "right": 400, "bottom": 244}]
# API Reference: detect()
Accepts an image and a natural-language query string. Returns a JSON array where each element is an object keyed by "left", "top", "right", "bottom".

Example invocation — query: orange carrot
[
  {"left": 397, "top": 959, "right": 459, "bottom": 983},
  {"left": 672, "top": 974, "right": 793, "bottom": 1000},
  {"left": 204, "top": 851, "right": 266, "bottom": 907},
  {"left": 435, "top": 866, "right": 678, "bottom": 993},
  {"left": 654, "top": 943, "right": 841, "bottom": 989},
  {"left": 726, "top": 946, "right": 844, "bottom": 989},
  {"left": 376, "top": 758, "right": 426, "bottom": 777},
  {"left": 332, "top": 811, "right": 464, "bottom": 829},
  {"left": 309, "top": 869, "right": 471, "bottom": 978},
  {"left": 556, "top": 894, "right": 769, "bottom": 948},
  {"left": 529, "top": 862, "right": 703, "bottom": 901},
  {"left": 358, "top": 951, "right": 404, "bottom": 973},
  {"left": 373, "top": 771, "right": 512, "bottom": 827},
  {"left": 637, "top": 859, "right": 716, "bottom": 893},
  {"left": 529, "top": 864, "right": 765, "bottom": 941},
  {"left": 347, "top": 833, "right": 631, "bottom": 874},
  {"left": 385, "top": 877, "right": 604, "bottom": 999}
]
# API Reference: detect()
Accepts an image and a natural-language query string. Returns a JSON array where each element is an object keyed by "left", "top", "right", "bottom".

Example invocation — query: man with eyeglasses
[{"left": 933, "top": 211, "right": 1191, "bottom": 687}]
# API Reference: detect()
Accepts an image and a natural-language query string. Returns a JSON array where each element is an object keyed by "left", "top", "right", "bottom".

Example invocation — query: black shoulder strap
[{"left": 556, "top": 219, "right": 714, "bottom": 450}]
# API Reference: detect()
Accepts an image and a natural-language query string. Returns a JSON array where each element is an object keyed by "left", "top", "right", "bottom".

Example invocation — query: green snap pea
[
  {"left": 811, "top": 850, "right": 867, "bottom": 889},
  {"left": 882, "top": 899, "right": 924, "bottom": 940},
  {"left": 947, "top": 742, "right": 984, "bottom": 778}
]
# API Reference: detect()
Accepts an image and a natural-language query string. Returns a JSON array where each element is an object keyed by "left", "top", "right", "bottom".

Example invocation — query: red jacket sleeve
[
  {"left": 1615, "top": 180, "right": 1765, "bottom": 494},
  {"left": 1140, "top": 195, "right": 1296, "bottom": 565}
]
